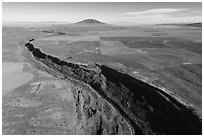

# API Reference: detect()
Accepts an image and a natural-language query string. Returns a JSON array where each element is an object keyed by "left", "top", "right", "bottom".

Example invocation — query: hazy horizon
[{"left": 3, "top": 2, "right": 202, "bottom": 25}]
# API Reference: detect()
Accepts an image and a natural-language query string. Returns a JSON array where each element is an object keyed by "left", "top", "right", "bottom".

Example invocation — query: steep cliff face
[{"left": 23, "top": 41, "right": 202, "bottom": 135}]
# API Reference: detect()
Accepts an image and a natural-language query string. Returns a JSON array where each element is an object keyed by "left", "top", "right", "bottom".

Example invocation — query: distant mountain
[
  {"left": 75, "top": 19, "right": 105, "bottom": 24},
  {"left": 184, "top": 22, "right": 202, "bottom": 27},
  {"left": 158, "top": 22, "right": 202, "bottom": 27}
]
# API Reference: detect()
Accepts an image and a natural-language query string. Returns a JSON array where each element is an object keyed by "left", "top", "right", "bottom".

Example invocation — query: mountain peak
[{"left": 76, "top": 19, "right": 105, "bottom": 24}]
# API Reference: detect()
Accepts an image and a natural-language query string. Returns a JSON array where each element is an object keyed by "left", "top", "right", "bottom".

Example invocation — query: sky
[{"left": 2, "top": 2, "right": 202, "bottom": 25}]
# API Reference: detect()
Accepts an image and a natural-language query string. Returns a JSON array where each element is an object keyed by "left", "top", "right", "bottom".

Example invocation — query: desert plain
[{"left": 2, "top": 20, "right": 202, "bottom": 134}]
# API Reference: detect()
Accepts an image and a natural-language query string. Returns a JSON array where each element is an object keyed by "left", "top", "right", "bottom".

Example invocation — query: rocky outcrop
[{"left": 23, "top": 41, "right": 202, "bottom": 135}]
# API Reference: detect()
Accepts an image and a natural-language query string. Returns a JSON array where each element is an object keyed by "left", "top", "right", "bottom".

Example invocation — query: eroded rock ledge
[{"left": 23, "top": 40, "right": 202, "bottom": 135}]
